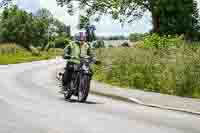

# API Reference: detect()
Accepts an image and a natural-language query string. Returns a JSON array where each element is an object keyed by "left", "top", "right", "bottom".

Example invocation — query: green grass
[
  {"left": 94, "top": 44, "right": 200, "bottom": 99},
  {"left": 0, "top": 43, "right": 63, "bottom": 64}
]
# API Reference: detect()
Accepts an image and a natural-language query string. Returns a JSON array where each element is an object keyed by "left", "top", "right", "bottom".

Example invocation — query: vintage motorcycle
[{"left": 58, "top": 57, "right": 100, "bottom": 102}]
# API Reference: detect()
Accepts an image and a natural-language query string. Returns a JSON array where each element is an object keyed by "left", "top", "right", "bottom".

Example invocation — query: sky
[
  {"left": 1, "top": 0, "right": 200, "bottom": 36},
  {"left": 12, "top": 0, "right": 152, "bottom": 36}
]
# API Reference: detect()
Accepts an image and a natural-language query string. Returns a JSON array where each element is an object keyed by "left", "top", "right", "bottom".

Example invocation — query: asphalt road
[{"left": 0, "top": 60, "right": 199, "bottom": 133}]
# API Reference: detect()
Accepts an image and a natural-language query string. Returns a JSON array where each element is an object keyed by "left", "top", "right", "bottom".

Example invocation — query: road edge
[
  {"left": 55, "top": 68, "right": 200, "bottom": 116},
  {"left": 90, "top": 90, "right": 200, "bottom": 116}
]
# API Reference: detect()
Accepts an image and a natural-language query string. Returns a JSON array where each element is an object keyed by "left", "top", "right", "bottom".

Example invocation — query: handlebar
[
  {"left": 63, "top": 56, "right": 101, "bottom": 65},
  {"left": 80, "top": 57, "right": 101, "bottom": 65}
]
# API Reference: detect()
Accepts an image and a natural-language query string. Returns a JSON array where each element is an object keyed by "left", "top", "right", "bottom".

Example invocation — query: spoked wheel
[{"left": 78, "top": 75, "right": 90, "bottom": 102}]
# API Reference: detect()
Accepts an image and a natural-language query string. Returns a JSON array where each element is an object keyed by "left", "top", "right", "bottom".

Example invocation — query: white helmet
[{"left": 74, "top": 31, "right": 87, "bottom": 41}]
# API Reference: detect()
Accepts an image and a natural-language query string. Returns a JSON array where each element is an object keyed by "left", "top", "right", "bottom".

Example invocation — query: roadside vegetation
[
  {"left": 0, "top": 6, "right": 69, "bottom": 64},
  {"left": 94, "top": 35, "right": 200, "bottom": 98},
  {"left": 1, "top": 0, "right": 200, "bottom": 99},
  {"left": 0, "top": 43, "right": 63, "bottom": 64}
]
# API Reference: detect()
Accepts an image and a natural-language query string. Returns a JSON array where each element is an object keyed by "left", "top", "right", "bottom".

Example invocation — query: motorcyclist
[{"left": 61, "top": 32, "right": 94, "bottom": 93}]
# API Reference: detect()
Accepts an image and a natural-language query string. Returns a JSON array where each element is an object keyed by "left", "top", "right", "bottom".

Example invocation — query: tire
[{"left": 78, "top": 75, "right": 90, "bottom": 102}]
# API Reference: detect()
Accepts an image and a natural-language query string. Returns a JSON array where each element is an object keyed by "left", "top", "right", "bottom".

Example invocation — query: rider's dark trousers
[{"left": 62, "top": 62, "right": 79, "bottom": 88}]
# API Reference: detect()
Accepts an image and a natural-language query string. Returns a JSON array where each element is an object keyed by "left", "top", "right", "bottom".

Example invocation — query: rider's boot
[{"left": 59, "top": 82, "right": 68, "bottom": 94}]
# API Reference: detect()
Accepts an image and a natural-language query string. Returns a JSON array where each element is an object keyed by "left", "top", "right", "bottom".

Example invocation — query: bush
[
  {"left": 143, "top": 34, "right": 184, "bottom": 49},
  {"left": 92, "top": 40, "right": 105, "bottom": 48},
  {"left": 121, "top": 42, "right": 130, "bottom": 47},
  {"left": 133, "top": 41, "right": 144, "bottom": 48},
  {"left": 54, "top": 36, "right": 70, "bottom": 49},
  {"left": 129, "top": 33, "right": 147, "bottom": 42},
  {"left": 108, "top": 44, "right": 114, "bottom": 48},
  {"left": 29, "top": 45, "right": 41, "bottom": 56},
  {"left": 0, "top": 43, "right": 17, "bottom": 55},
  {"left": 186, "top": 32, "right": 200, "bottom": 41}
]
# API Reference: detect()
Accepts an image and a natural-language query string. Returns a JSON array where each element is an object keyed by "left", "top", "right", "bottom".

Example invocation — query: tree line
[
  {"left": 0, "top": 5, "right": 71, "bottom": 50},
  {"left": 96, "top": 35, "right": 128, "bottom": 40},
  {"left": 56, "top": 0, "right": 200, "bottom": 39},
  {"left": 1, "top": 0, "right": 200, "bottom": 42}
]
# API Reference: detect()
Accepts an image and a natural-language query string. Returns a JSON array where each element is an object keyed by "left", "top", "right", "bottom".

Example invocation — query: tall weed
[{"left": 94, "top": 45, "right": 200, "bottom": 98}]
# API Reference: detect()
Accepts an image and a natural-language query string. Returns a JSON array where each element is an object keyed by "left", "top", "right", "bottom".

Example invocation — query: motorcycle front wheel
[{"left": 78, "top": 74, "right": 90, "bottom": 102}]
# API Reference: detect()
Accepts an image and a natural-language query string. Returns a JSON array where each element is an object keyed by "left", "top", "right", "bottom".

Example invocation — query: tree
[
  {"left": 35, "top": 8, "right": 71, "bottom": 49},
  {"left": 2, "top": 0, "right": 199, "bottom": 35},
  {"left": 53, "top": 19, "right": 71, "bottom": 37},
  {"left": 57, "top": 0, "right": 200, "bottom": 35},
  {"left": 0, "top": 5, "right": 72, "bottom": 50},
  {"left": 78, "top": 15, "right": 96, "bottom": 42},
  {"left": 0, "top": 6, "right": 49, "bottom": 50},
  {"left": 158, "top": 0, "right": 200, "bottom": 35},
  {"left": 0, "top": 0, "right": 12, "bottom": 8},
  {"left": 35, "top": 8, "right": 54, "bottom": 47},
  {"left": 36, "top": 8, "right": 71, "bottom": 38},
  {"left": 35, "top": 8, "right": 53, "bottom": 20},
  {"left": 96, "top": 35, "right": 127, "bottom": 40}
]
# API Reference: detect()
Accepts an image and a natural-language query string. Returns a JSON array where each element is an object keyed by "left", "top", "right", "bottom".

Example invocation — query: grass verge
[
  {"left": 94, "top": 46, "right": 200, "bottom": 99},
  {"left": 0, "top": 43, "right": 63, "bottom": 64}
]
